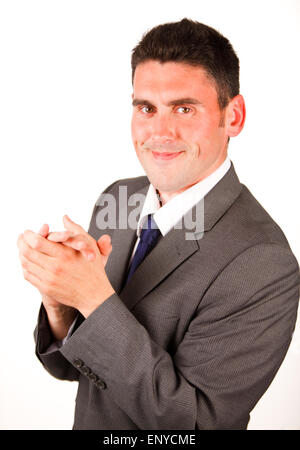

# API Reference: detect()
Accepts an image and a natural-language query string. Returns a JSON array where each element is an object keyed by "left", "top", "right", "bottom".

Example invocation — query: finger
[
  {"left": 47, "top": 231, "right": 73, "bottom": 243},
  {"left": 62, "top": 235, "right": 97, "bottom": 261},
  {"left": 20, "top": 255, "right": 47, "bottom": 283},
  {"left": 23, "top": 229, "right": 65, "bottom": 257},
  {"left": 22, "top": 267, "right": 44, "bottom": 291},
  {"left": 17, "top": 233, "right": 24, "bottom": 250},
  {"left": 18, "top": 237, "right": 53, "bottom": 270},
  {"left": 63, "top": 215, "right": 85, "bottom": 235},
  {"left": 38, "top": 224, "right": 49, "bottom": 238},
  {"left": 61, "top": 234, "right": 90, "bottom": 251},
  {"left": 97, "top": 234, "right": 112, "bottom": 256}
]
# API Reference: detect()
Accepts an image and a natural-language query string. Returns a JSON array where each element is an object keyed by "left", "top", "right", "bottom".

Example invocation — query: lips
[{"left": 152, "top": 151, "right": 184, "bottom": 161}]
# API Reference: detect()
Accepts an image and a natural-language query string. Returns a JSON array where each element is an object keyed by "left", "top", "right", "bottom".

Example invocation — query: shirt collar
[{"left": 137, "top": 156, "right": 231, "bottom": 237}]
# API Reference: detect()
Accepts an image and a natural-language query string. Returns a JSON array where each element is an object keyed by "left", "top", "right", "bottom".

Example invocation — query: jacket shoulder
[
  {"left": 229, "top": 184, "right": 293, "bottom": 249},
  {"left": 99, "top": 175, "right": 149, "bottom": 198}
]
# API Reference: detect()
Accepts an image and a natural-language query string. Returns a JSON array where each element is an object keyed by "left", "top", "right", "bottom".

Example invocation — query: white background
[{"left": 0, "top": 0, "right": 299, "bottom": 429}]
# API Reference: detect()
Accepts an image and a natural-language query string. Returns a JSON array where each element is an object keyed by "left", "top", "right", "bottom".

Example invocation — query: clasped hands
[{"left": 17, "top": 215, "right": 115, "bottom": 319}]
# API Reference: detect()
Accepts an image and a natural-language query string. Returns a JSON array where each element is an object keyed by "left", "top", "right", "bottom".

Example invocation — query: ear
[{"left": 225, "top": 94, "right": 246, "bottom": 137}]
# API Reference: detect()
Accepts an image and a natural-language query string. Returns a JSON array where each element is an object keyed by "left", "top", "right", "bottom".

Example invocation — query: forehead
[{"left": 133, "top": 60, "right": 218, "bottom": 102}]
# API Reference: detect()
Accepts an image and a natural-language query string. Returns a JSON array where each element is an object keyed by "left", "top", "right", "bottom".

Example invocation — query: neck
[{"left": 157, "top": 154, "right": 228, "bottom": 206}]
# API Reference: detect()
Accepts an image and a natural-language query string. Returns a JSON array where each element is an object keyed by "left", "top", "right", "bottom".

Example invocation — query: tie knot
[{"left": 140, "top": 214, "right": 161, "bottom": 245}]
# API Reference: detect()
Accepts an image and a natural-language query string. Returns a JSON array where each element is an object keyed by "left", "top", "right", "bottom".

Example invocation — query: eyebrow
[
  {"left": 132, "top": 97, "right": 203, "bottom": 107},
  {"left": 167, "top": 98, "right": 203, "bottom": 106}
]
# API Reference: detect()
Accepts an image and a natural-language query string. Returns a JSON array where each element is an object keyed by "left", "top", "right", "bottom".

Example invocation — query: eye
[
  {"left": 176, "top": 106, "right": 191, "bottom": 114},
  {"left": 139, "top": 105, "right": 154, "bottom": 114}
]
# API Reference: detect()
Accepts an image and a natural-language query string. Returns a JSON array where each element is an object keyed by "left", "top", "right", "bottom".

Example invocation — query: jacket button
[
  {"left": 81, "top": 365, "right": 91, "bottom": 376},
  {"left": 95, "top": 379, "right": 106, "bottom": 390},
  {"left": 73, "top": 359, "right": 84, "bottom": 368},
  {"left": 88, "top": 372, "right": 98, "bottom": 382}
]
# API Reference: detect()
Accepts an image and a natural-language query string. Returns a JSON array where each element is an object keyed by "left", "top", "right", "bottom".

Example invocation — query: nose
[{"left": 149, "top": 111, "right": 176, "bottom": 141}]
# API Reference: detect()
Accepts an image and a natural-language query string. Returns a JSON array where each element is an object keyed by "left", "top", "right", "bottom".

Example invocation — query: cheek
[
  {"left": 131, "top": 115, "right": 149, "bottom": 144},
  {"left": 175, "top": 117, "right": 205, "bottom": 144},
  {"left": 184, "top": 116, "right": 211, "bottom": 138},
  {"left": 182, "top": 117, "right": 221, "bottom": 153}
]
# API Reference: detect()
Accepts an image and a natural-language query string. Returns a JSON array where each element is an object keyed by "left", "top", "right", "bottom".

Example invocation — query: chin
[
  {"left": 143, "top": 166, "right": 185, "bottom": 193},
  {"left": 148, "top": 178, "right": 181, "bottom": 194}
]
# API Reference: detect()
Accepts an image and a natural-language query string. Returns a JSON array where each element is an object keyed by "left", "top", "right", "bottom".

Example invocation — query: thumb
[
  {"left": 97, "top": 234, "right": 112, "bottom": 256},
  {"left": 63, "top": 215, "right": 85, "bottom": 235}
]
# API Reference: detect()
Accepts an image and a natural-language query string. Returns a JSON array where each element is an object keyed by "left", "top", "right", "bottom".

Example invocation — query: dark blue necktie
[{"left": 125, "top": 214, "right": 161, "bottom": 284}]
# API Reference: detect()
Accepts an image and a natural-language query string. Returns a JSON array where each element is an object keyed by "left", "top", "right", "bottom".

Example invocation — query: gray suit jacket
[{"left": 34, "top": 164, "right": 300, "bottom": 430}]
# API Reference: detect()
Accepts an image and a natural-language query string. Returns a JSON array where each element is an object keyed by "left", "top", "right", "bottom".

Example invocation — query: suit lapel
[
  {"left": 202, "top": 162, "right": 243, "bottom": 232},
  {"left": 106, "top": 163, "right": 242, "bottom": 311},
  {"left": 104, "top": 226, "right": 136, "bottom": 294},
  {"left": 104, "top": 183, "right": 148, "bottom": 293},
  {"left": 119, "top": 226, "right": 200, "bottom": 310}
]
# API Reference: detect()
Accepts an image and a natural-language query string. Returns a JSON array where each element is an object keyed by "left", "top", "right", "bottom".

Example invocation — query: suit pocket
[{"left": 132, "top": 308, "right": 179, "bottom": 352}]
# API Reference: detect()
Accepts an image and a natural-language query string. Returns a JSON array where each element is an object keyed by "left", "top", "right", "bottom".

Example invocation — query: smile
[{"left": 151, "top": 151, "right": 184, "bottom": 161}]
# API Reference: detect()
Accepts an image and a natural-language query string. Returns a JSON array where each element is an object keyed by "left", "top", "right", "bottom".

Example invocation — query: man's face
[{"left": 131, "top": 60, "right": 231, "bottom": 195}]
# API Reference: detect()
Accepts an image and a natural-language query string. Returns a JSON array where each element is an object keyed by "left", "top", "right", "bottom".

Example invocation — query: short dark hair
[{"left": 131, "top": 18, "right": 240, "bottom": 110}]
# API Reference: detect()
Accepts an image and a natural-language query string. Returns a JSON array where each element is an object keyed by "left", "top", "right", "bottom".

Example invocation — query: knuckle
[
  {"left": 60, "top": 249, "right": 69, "bottom": 260},
  {"left": 23, "top": 268, "right": 30, "bottom": 281},
  {"left": 32, "top": 235, "right": 41, "bottom": 250},
  {"left": 23, "top": 230, "right": 31, "bottom": 243},
  {"left": 63, "top": 248, "right": 74, "bottom": 261},
  {"left": 63, "top": 231, "right": 72, "bottom": 240},
  {"left": 51, "top": 263, "right": 63, "bottom": 277},
  {"left": 20, "top": 256, "right": 29, "bottom": 269},
  {"left": 73, "top": 236, "right": 87, "bottom": 249},
  {"left": 85, "top": 237, "right": 95, "bottom": 251},
  {"left": 79, "top": 241, "right": 88, "bottom": 252},
  {"left": 21, "top": 246, "right": 31, "bottom": 259}
]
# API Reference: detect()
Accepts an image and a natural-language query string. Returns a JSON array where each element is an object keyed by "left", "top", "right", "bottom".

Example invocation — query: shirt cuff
[{"left": 43, "top": 314, "right": 79, "bottom": 354}]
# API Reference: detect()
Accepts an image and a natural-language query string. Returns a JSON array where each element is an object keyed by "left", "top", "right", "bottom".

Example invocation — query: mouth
[{"left": 151, "top": 151, "right": 184, "bottom": 161}]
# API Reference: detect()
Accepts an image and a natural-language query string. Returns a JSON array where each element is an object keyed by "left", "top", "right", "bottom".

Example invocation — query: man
[{"left": 17, "top": 19, "right": 299, "bottom": 429}]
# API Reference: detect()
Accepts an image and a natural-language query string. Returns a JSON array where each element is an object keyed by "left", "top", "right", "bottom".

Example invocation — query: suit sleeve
[
  {"left": 33, "top": 179, "right": 120, "bottom": 381},
  {"left": 59, "top": 243, "right": 300, "bottom": 429},
  {"left": 34, "top": 304, "right": 83, "bottom": 381}
]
